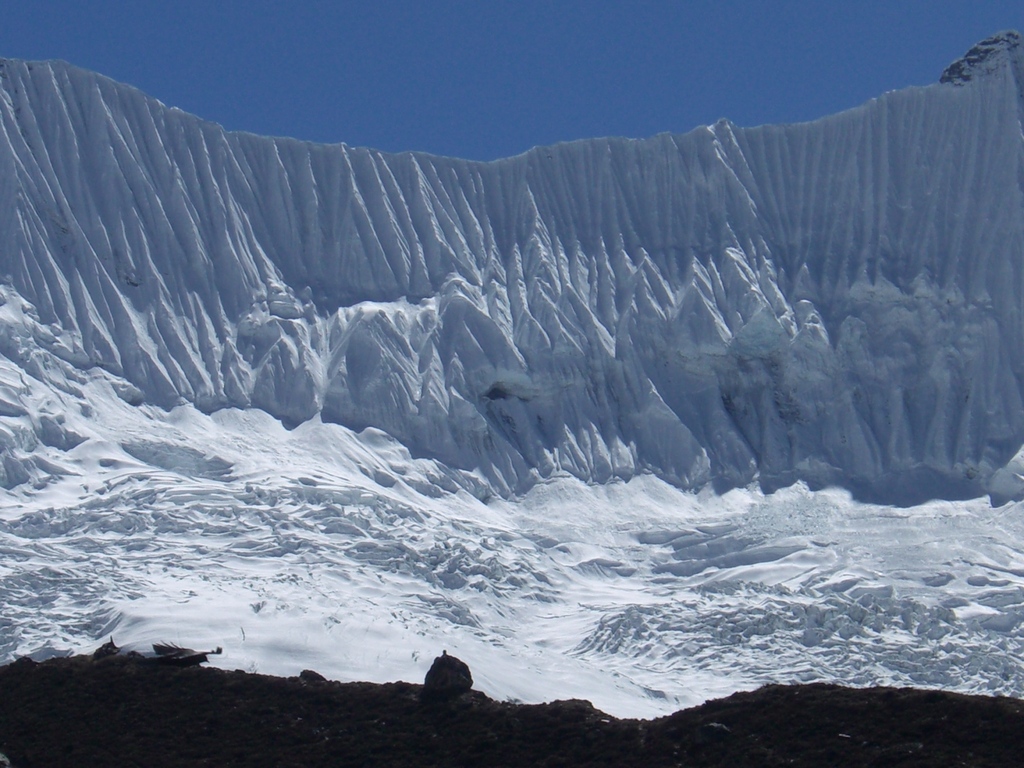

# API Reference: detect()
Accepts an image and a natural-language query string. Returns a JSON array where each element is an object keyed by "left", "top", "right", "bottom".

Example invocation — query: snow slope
[
  {"left": 3, "top": 32, "right": 1024, "bottom": 717},
  {"left": 4, "top": 386, "right": 1024, "bottom": 718}
]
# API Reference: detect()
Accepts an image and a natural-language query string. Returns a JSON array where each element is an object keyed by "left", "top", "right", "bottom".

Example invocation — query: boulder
[
  {"left": 422, "top": 650, "right": 473, "bottom": 700},
  {"left": 92, "top": 638, "right": 120, "bottom": 660}
]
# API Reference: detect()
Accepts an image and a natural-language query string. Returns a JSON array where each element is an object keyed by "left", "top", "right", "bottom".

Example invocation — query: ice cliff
[{"left": 1, "top": 32, "right": 1024, "bottom": 503}]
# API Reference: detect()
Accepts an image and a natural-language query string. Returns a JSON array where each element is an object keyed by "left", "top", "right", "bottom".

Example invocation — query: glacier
[
  {"left": 3, "top": 32, "right": 1024, "bottom": 716},
  {"left": 3, "top": 31, "right": 1024, "bottom": 502}
]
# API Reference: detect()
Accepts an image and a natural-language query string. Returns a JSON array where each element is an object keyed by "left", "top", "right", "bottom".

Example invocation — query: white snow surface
[
  {"left": 5, "top": 381, "right": 1024, "bottom": 717},
  {"left": 3, "top": 33, "right": 1024, "bottom": 717}
]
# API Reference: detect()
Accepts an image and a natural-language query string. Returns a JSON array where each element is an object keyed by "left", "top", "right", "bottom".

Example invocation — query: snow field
[{"left": 3, "top": 395, "right": 1024, "bottom": 717}]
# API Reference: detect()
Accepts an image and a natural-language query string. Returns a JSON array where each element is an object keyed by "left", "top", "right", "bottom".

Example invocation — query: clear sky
[{"left": 1, "top": 1, "right": 1022, "bottom": 160}]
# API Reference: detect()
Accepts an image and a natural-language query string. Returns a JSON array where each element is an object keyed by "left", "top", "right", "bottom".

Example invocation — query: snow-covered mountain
[
  {"left": 4, "top": 32, "right": 1024, "bottom": 717},
  {"left": 4, "top": 31, "right": 1024, "bottom": 503}
]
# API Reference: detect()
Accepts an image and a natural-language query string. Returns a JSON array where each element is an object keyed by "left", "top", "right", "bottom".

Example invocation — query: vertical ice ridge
[{"left": 0, "top": 43, "right": 1023, "bottom": 502}]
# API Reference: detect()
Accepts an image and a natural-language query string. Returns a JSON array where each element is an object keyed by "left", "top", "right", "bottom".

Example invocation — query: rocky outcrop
[
  {"left": 940, "top": 30, "right": 1022, "bottom": 84},
  {"left": 422, "top": 650, "right": 473, "bottom": 699}
]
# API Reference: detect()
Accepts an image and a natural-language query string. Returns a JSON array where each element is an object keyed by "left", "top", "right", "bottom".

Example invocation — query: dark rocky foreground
[{"left": 1, "top": 654, "right": 1023, "bottom": 767}]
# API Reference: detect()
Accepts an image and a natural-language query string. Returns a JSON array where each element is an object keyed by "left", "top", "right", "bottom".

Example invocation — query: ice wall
[{"left": 1, "top": 32, "right": 1023, "bottom": 503}]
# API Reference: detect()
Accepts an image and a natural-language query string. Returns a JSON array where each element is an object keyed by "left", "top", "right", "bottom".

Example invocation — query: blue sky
[{"left": 2, "top": 2, "right": 1023, "bottom": 160}]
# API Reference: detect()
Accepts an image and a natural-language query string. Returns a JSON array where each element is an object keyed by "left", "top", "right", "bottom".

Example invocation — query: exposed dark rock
[
  {"left": 299, "top": 669, "right": 326, "bottom": 683},
  {"left": 695, "top": 721, "right": 732, "bottom": 745},
  {"left": 2, "top": 655, "right": 1024, "bottom": 766},
  {"left": 92, "top": 637, "right": 119, "bottom": 660},
  {"left": 422, "top": 650, "right": 473, "bottom": 700},
  {"left": 940, "top": 29, "right": 1021, "bottom": 84},
  {"left": 150, "top": 643, "right": 223, "bottom": 667}
]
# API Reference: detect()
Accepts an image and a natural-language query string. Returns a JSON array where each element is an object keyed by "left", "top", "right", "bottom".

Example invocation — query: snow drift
[{"left": 2, "top": 32, "right": 1024, "bottom": 504}]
